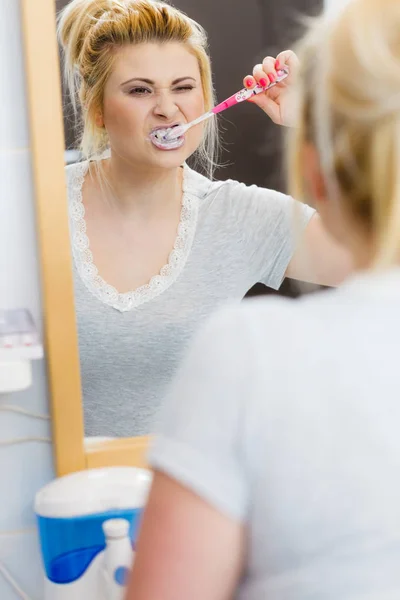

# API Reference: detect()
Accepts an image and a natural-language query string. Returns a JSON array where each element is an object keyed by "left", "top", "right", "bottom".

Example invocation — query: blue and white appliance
[{"left": 35, "top": 467, "right": 152, "bottom": 600}]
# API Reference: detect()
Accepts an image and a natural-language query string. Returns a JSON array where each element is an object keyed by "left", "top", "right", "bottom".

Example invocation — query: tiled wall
[{"left": 0, "top": 0, "right": 55, "bottom": 598}]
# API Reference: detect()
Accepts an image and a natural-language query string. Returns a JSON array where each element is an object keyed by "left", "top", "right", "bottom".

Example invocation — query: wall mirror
[{"left": 23, "top": 0, "right": 322, "bottom": 476}]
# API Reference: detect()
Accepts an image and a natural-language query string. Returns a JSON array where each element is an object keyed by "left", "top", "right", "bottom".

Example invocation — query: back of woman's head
[
  {"left": 290, "top": 0, "right": 400, "bottom": 266},
  {"left": 58, "top": 0, "right": 218, "bottom": 176}
]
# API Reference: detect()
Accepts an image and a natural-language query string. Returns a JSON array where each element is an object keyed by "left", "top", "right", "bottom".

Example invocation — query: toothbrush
[{"left": 162, "top": 68, "right": 289, "bottom": 142}]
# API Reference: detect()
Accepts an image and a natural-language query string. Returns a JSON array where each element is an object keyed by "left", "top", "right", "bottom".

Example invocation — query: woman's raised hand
[{"left": 243, "top": 50, "right": 299, "bottom": 127}]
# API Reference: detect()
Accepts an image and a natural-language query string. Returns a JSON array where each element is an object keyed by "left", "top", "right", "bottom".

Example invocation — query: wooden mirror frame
[{"left": 21, "top": 0, "right": 150, "bottom": 477}]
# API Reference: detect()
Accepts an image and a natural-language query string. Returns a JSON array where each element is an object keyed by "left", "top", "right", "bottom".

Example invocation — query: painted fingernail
[
  {"left": 275, "top": 59, "right": 281, "bottom": 69},
  {"left": 259, "top": 78, "right": 268, "bottom": 87},
  {"left": 245, "top": 77, "right": 253, "bottom": 87},
  {"left": 268, "top": 73, "right": 276, "bottom": 83}
]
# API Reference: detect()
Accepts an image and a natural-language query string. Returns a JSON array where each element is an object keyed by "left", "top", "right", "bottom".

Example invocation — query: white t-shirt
[
  {"left": 150, "top": 268, "right": 400, "bottom": 600},
  {"left": 66, "top": 161, "right": 314, "bottom": 437}
]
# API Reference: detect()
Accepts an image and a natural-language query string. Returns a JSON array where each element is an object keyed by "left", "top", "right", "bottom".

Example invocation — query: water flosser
[{"left": 101, "top": 518, "right": 135, "bottom": 600}]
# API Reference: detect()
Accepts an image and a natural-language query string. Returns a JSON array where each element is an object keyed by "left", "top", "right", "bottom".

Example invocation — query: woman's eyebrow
[{"left": 120, "top": 76, "right": 196, "bottom": 86}]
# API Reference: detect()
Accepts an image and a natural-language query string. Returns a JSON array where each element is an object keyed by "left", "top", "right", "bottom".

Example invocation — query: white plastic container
[
  {"left": 0, "top": 308, "right": 43, "bottom": 392},
  {"left": 35, "top": 467, "right": 152, "bottom": 600},
  {"left": 102, "top": 518, "right": 134, "bottom": 600}
]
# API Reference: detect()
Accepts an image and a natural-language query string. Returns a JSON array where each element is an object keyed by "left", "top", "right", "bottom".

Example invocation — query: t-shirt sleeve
[
  {"left": 148, "top": 305, "right": 252, "bottom": 521},
  {"left": 223, "top": 180, "right": 315, "bottom": 290}
]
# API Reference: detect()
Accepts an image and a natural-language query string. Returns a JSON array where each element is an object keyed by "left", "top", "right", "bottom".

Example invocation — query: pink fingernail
[
  {"left": 245, "top": 77, "right": 253, "bottom": 87},
  {"left": 268, "top": 73, "right": 275, "bottom": 83},
  {"left": 259, "top": 78, "right": 268, "bottom": 87},
  {"left": 275, "top": 59, "right": 281, "bottom": 69}
]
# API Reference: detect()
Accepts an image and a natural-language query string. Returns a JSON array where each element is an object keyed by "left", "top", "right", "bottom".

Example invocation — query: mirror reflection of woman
[
  {"left": 58, "top": 0, "right": 350, "bottom": 437},
  {"left": 127, "top": 0, "right": 400, "bottom": 598}
]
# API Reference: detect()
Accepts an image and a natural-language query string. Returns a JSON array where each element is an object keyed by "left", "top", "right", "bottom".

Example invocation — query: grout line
[
  {"left": 0, "top": 559, "right": 33, "bottom": 600},
  {"left": 0, "top": 528, "right": 36, "bottom": 537},
  {"left": 0, "top": 437, "right": 51, "bottom": 447},
  {"left": 0, "top": 406, "right": 50, "bottom": 420},
  {"left": 0, "top": 147, "right": 30, "bottom": 155}
]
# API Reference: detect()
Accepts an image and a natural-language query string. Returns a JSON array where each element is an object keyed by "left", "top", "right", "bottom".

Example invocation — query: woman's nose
[{"left": 153, "top": 92, "right": 180, "bottom": 120}]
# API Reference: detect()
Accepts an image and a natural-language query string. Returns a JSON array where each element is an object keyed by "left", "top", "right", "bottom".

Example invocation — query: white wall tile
[
  {"left": 0, "top": 150, "right": 42, "bottom": 330},
  {"left": 0, "top": 2, "right": 55, "bottom": 600},
  {"left": 0, "top": 0, "right": 30, "bottom": 149},
  {"left": 0, "top": 530, "right": 45, "bottom": 599},
  {"left": 2, "top": 361, "right": 51, "bottom": 423},
  {"left": 0, "top": 430, "right": 53, "bottom": 532}
]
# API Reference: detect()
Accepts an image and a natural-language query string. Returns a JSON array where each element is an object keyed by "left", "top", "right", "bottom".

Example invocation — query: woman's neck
[{"left": 99, "top": 154, "right": 183, "bottom": 218}]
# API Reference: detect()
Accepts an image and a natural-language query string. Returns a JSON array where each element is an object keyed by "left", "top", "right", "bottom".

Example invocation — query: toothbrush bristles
[{"left": 164, "top": 129, "right": 177, "bottom": 141}]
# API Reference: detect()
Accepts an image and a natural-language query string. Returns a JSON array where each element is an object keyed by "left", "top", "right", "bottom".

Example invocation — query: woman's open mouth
[{"left": 149, "top": 124, "right": 185, "bottom": 151}]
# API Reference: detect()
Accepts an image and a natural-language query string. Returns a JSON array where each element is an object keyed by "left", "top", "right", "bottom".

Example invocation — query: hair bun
[{"left": 58, "top": 0, "right": 116, "bottom": 69}]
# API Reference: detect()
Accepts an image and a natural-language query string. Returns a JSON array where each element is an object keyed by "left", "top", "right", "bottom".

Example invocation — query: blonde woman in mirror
[
  {"left": 58, "top": 0, "right": 350, "bottom": 438},
  {"left": 127, "top": 0, "right": 400, "bottom": 598}
]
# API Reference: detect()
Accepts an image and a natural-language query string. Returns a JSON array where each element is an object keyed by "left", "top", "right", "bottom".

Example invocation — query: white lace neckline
[{"left": 68, "top": 160, "right": 199, "bottom": 312}]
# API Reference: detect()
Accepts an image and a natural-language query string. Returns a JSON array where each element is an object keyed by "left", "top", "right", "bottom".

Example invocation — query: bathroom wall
[{"left": 0, "top": 0, "right": 55, "bottom": 598}]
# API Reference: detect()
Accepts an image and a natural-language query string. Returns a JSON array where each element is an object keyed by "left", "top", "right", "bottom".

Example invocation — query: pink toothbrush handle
[{"left": 212, "top": 68, "right": 289, "bottom": 115}]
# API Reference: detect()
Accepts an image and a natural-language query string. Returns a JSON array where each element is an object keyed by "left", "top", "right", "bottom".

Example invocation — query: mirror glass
[{"left": 55, "top": 0, "right": 323, "bottom": 440}]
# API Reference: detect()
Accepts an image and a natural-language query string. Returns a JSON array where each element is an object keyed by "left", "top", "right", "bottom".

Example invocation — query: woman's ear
[
  {"left": 95, "top": 112, "right": 105, "bottom": 128},
  {"left": 302, "top": 142, "right": 327, "bottom": 208}
]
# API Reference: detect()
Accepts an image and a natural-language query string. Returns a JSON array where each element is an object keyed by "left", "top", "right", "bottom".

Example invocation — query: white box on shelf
[{"left": 0, "top": 309, "right": 43, "bottom": 393}]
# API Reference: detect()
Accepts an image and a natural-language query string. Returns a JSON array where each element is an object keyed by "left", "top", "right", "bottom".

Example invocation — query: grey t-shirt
[
  {"left": 150, "top": 268, "right": 400, "bottom": 600},
  {"left": 66, "top": 161, "right": 314, "bottom": 436}
]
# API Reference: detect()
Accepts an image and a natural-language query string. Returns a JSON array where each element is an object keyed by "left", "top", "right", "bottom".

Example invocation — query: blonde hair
[
  {"left": 289, "top": 0, "right": 400, "bottom": 267},
  {"left": 57, "top": 0, "right": 219, "bottom": 178}
]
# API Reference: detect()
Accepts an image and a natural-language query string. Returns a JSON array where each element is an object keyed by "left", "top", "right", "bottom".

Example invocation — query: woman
[
  {"left": 127, "top": 0, "right": 400, "bottom": 598},
  {"left": 58, "top": 0, "right": 349, "bottom": 437}
]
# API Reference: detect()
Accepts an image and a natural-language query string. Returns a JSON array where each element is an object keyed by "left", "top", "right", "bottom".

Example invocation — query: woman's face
[{"left": 101, "top": 42, "right": 206, "bottom": 169}]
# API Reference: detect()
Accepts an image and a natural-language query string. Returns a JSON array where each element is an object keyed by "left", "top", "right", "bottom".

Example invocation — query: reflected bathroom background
[{"left": 56, "top": 0, "right": 323, "bottom": 438}]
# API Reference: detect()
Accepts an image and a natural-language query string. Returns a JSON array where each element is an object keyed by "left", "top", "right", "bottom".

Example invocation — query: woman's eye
[
  {"left": 174, "top": 86, "right": 195, "bottom": 92},
  {"left": 129, "top": 87, "right": 151, "bottom": 96}
]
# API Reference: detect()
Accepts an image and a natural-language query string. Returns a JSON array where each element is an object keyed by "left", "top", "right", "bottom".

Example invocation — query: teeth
[
  {"left": 151, "top": 128, "right": 171, "bottom": 141},
  {"left": 149, "top": 127, "right": 184, "bottom": 149},
  {"left": 154, "top": 130, "right": 168, "bottom": 141}
]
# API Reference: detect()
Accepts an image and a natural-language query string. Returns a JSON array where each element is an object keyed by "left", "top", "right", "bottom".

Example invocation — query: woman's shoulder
[
  {"left": 64, "top": 161, "right": 89, "bottom": 202},
  {"left": 65, "top": 160, "right": 88, "bottom": 181},
  {"left": 185, "top": 165, "right": 285, "bottom": 201},
  {"left": 222, "top": 280, "right": 370, "bottom": 367},
  {"left": 183, "top": 164, "right": 225, "bottom": 200},
  {"left": 201, "top": 287, "right": 344, "bottom": 374},
  {"left": 65, "top": 160, "right": 87, "bottom": 182},
  {"left": 185, "top": 166, "right": 294, "bottom": 224}
]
